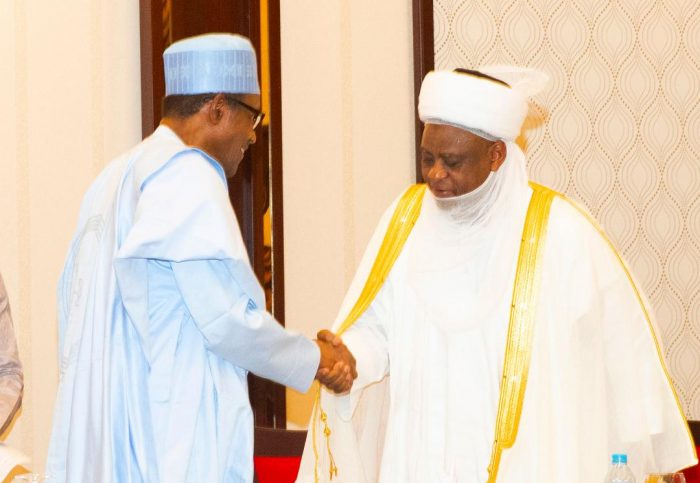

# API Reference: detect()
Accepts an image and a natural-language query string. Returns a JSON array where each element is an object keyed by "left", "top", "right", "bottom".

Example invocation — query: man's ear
[
  {"left": 206, "top": 93, "right": 227, "bottom": 125},
  {"left": 489, "top": 140, "right": 507, "bottom": 171}
]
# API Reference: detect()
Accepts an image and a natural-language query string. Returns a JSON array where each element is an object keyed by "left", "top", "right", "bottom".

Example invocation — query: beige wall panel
[
  {"left": 0, "top": 0, "right": 141, "bottom": 470},
  {"left": 281, "top": 0, "right": 415, "bottom": 427}
]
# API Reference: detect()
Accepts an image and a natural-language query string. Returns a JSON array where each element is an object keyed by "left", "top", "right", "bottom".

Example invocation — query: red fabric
[
  {"left": 685, "top": 449, "right": 700, "bottom": 483},
  {"left": 252, "top": 450, "right": 700, "bottom": 482},
  {"left": 254, "top": 456, "right": 302, "bottom": 483}
]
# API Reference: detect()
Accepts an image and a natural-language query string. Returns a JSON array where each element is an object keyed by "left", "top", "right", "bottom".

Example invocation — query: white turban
[{"left": 418, "top": 66, "right": 548, "bottom": 141}]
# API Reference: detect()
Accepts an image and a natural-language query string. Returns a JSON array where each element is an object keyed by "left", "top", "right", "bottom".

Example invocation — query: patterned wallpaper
[{"left": 434, "top": 0, "right": 700, "bottom": 417}]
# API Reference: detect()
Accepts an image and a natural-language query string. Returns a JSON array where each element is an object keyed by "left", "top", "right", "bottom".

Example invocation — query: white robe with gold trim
[{"left": 297, "top": 151, "right": 696, "bottom": 482}]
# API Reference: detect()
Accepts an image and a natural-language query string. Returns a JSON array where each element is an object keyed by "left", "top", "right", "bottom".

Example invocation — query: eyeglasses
[{"left": 229, "top": 98, "right": 265, "bottom": 129}]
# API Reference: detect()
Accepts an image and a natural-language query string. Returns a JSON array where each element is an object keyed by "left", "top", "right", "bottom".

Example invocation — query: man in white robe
[
  {"left": 298, "top": 67, "right": 697, "bottom": 482},
  {"left": 47, "top": 33, "right": 355, "bottom": 483}
]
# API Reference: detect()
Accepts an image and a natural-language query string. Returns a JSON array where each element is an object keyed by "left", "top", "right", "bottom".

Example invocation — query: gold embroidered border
[
  {"left": 312, "top": 183, "right": 427, "bottom": 481},
  {"left": 487, "top": 182, "right": 555, "bottom": 482},
  {"left": 336, "top": 184, "right": 427, "bottom": 336}
]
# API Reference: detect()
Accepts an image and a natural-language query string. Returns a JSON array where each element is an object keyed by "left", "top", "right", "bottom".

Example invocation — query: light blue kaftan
[{"left": 47, "top": 126, "right": 320, "bottom": 483}]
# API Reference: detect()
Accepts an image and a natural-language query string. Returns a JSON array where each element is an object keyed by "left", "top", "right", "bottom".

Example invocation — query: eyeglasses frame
[{"left": 229, "top": 97, "right": 265, "bottom": 129}]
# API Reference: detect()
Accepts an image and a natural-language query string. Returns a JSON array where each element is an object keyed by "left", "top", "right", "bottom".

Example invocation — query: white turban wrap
[{"left": 418, "top": 66, "right": 548, "bottom": 141}]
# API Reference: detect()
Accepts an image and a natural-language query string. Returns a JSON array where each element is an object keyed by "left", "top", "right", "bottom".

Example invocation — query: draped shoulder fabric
[
  {"left": 297, "top": 183, "right": 696, "bottom": 483},
  {"left": 48, "top": 126, "right": 319, "bottom": 483}
]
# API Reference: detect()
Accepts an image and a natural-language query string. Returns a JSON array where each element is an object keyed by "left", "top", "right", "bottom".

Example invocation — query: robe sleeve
[
  {"left": 536, "top": 198, "right": 697, "bottom": 477},
  {"left": 328, "top": 196, "right": 401, "bottom": 421},
  {"left": 171, "top": 259, "right": 319, "bottom": 393},
  {"left": 343, "top": 304, "right": 390, "bottom": 391},
  {"left": 0, "top": 273, "right": 22, "bottom": 434},
  {"left": 298, "top": 190, "right": 406, "bottom": 482},
  {"left": 115, "top": 150, "right": 319, "bottom": 394},
  {"left": 335, "top": 294, "right": 391, "bottom": 420},
  {"left": 587, "top": 215, "right": 697, "bottom": 473}
]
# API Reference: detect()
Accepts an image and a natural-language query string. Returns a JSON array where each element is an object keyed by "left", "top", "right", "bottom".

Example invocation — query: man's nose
[{"left": 428, "top": 161, "right": 447, "bottom": 179}]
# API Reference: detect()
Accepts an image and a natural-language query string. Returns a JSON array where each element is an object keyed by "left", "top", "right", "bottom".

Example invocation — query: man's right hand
[{"left": 315, "top": 329, "right": 357, "bottom": 394}]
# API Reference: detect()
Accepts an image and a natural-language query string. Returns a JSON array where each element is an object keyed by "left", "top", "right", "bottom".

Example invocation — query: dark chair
[{"left": 253, "top": 427, "right": 308, "bottom": 483}]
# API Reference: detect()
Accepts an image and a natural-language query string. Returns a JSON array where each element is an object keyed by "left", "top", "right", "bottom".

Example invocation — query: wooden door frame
[
  {"left": 139, "top": 0, "right": 284, "bottom": 323},
  {"left": 139, "top": 0, "right": 287, "bottom": 427},
  {"left": 412, "top": 0, "right": 434, "bottom": 182}
]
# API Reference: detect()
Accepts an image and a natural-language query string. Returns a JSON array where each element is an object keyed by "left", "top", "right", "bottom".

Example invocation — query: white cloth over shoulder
[{"left": 48, "top": 126, "right": 319, "bottom": 483}]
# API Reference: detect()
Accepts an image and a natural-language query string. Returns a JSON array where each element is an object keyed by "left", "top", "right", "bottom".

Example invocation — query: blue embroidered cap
[{"left": 163, "top": 33, "right": 260, "bottom": 95}]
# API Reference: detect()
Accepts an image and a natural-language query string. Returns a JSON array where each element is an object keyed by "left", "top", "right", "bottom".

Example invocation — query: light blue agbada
[{"left": 47, "top": 126, "right": 319, "bottom": 482}]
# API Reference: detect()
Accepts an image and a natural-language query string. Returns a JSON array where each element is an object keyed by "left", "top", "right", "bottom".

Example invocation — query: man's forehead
[{"left": 422, "top": 123, "right": 487, "bottom": 145}]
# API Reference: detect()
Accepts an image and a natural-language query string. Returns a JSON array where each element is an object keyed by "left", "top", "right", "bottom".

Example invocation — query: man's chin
[{"left": 221, "top": 158, "right": 241, "bottom": 178}]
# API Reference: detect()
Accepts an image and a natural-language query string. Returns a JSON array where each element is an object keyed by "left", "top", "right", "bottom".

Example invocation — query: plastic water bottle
[{"left": 604, "top": 454, "right": 636, "bottom": 482}]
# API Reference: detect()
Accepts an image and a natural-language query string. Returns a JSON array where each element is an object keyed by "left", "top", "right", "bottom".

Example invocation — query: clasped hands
[{"left": 315, "top": 329, "right": 357, "bottom": 393}]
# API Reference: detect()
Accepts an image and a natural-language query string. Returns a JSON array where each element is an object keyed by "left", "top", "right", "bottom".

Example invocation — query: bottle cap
[{"left": 612, "top": 454, "right": 628, "bottom": 464}]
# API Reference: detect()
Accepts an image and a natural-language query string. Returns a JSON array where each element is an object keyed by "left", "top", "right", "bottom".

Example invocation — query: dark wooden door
[{"left": 139, "top": 0, "right": 287, "bottom": 428}]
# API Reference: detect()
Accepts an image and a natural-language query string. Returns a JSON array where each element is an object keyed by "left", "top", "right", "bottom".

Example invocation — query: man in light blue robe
[{"left": 47, "top": 33, "right": 355, "bottom": 483}]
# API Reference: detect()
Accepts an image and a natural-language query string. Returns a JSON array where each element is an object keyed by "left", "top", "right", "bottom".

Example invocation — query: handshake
[{"left": 314, "top": 329, "right": 357, "bottom": 393}]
